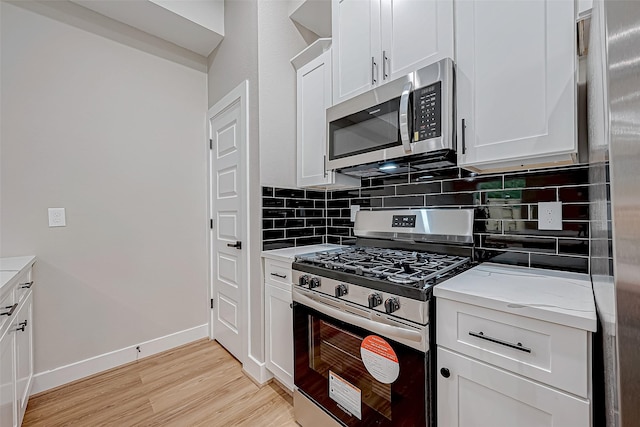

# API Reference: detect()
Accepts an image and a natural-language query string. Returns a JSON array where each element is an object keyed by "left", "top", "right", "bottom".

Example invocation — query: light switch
[{"left": 48, "top": 208, "right": 66, "bottom": 227}]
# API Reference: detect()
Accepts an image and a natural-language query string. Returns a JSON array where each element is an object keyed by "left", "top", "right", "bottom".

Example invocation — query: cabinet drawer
[
  {"left": 0, "top": 288, "right": 16, "bottom": 336},
  {"left": 264, "top": 259, "right": 293, "bottom": 287},
  {"left": 437, "top": 298, "right": 589, "bottom": 398},
  {"left": 14, "top": 268, "right": 33, "bottom": 305}
]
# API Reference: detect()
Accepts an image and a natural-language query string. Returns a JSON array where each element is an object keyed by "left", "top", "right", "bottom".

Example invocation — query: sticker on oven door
[
  {"left": 360, "top": 335, "right": 400, "bottom": 384},
  {"left": 328, "top": 370, "right": 362, "bottom": 420}
]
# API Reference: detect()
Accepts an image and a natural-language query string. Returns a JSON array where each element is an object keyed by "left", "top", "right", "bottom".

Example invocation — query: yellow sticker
[{"left": 414, "top": 131, "right": 419, "bottom": 141}]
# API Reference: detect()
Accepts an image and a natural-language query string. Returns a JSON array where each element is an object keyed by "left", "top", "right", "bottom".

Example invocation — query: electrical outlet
[
  {"left": 537, "top": 202, "right": 562, "bottom": 230},
  {"left": 350, "top": 205, "right": 360, "bottom": 222},
  {"left": 48, "top": 208, "right": 66, "bottom": 227}
]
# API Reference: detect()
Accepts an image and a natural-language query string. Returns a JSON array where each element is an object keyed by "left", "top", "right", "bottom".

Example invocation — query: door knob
[
  {"left": 227, "top": 241, "right": 242, "bottom": 250},
  {"left": 440, "top": 367, "right": 450, "bottom": 378}
]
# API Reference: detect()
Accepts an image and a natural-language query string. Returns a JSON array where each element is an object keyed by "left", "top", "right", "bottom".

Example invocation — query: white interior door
[{"left": 209, "top": 84, "right": 247, "bottom": 362}]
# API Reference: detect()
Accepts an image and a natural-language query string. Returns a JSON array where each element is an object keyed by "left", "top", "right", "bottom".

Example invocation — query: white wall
[
  {"left": 1, "top": 1, "right": 208, "bottom": 377},
  {"left": 258, "top": 0, "right": 318, "bottom": 189},
  {"left": 207, "top": 0, "right": 265, "bottom": 375}
]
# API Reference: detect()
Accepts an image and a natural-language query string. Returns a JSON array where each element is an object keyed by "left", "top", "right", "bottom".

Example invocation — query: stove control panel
[
  {"left": 391, "top": 215, "right": 416, "bottom": 228},
  {"left": 384, "top": 297, "right": 401, "bottom": 314},
  {"left": 309, "top": 277, "right": 321, "bottom": 289},
  {"left": 368, "top": 293, "right": 383, "bottom": 308},
  {"left": 335, "top": 284, "right": 348, "bottom": 297}
]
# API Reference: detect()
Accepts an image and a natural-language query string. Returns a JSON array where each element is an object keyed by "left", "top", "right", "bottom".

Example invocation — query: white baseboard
[
  {"left": 243, "top": 354, "right": 272, "bottom": 386},
  {"left": 31, "top": 324, "right": 208, "bottom": 395}
]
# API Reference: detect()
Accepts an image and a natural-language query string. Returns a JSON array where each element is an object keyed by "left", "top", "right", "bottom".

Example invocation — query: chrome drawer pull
[
  {"left": 1, "top": 304, "right": 18, "bottom": 317},
  {"left": 20, "top": 281, "right": 34, "bottom": 289},
  {"left": 270, "top": 272, "right": 287, "bottom": 279},
  {"left": 469, "top": 331, "right": 531, "bottom": 353}
]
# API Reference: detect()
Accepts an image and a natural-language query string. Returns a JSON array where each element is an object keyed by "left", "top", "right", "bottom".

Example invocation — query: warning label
[
  {"left": 328, "top": 370, "right": 362, "bottom": 420},
  {"left": 360, "top": 335, "right": 400, "bottom": 384}
]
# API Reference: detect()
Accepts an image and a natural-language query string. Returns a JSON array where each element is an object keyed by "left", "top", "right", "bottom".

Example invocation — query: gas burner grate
[{"left": 296, "top": 247, "right": 471, "bottom": 289}]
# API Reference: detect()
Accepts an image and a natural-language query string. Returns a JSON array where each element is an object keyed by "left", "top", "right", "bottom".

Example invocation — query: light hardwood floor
[{"left": 23, "top": 339, "right": 297, "bottom": 426}]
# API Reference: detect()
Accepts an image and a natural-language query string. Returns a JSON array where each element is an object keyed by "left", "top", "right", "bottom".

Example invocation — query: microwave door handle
[{"left": 399, "top": 82, "right": 413, "bottom": 153}]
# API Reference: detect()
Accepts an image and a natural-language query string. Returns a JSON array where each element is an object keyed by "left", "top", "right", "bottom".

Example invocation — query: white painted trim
[
  {"left": 243, "top": 354, "right": 273, "bottom": 386},
  {"left": 207, "top": 80, "right": 250, "bottom": 370},
  {"left": 31, "top": 324, "right": 208, "bottom": 395}
]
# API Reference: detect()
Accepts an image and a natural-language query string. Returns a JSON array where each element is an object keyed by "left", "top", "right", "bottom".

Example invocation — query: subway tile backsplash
[
  {"left": 262, "top": 163, "right": 597, "bottom": 273},
  {"left": 262, "top": 187, "right": 326, "bottom": 250}
]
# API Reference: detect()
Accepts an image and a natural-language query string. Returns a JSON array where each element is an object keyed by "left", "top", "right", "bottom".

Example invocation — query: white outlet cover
[
  {"left": 48, "top": 207, "right": 66, "bottom": 227},
  {"left": 537, "top": 202, "right": 562, "bottom": 230},
  {"left": 350, "top": 205, "right": 361, "bottom": 222}
]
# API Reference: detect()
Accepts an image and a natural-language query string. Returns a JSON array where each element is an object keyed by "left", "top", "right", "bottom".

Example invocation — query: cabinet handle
[
  {"left": 1, "top": 304, "right": 17, "bottom": 317},
  {"left": 468, "top": 331, "right": 531, "bottom": 353},
  {"left": 20, "top": 281, "right": 34, "bottom": 289},
  {"left": 15, "top": 320, "right": 27, "bottom": 333},
  {"left": 270, "top": 272, "right": 287, "bottom": 279},
  {"left": 371, "top": 57, "right": 377, "bottom": 85},
  {"left": 461, "top": 118, "right": 467, "bottom": 154},
  {"left": 382, "top": 51, "right": 389, "bottom": 80}
]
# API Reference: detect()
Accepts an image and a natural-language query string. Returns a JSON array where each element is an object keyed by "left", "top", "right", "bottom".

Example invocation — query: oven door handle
[{"left": 294, "top": 292, "right": 424, "bottom": 344}]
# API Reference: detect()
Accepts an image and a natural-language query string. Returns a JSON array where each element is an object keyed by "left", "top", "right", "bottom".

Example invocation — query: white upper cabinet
[
  {"left": 332, "top": 0, "right": 453, "bottom": 105},
  {"left": 293, "top": 41, "right": 361, "bottom": 189},
  {"left": 456, "top": 0, "right": 577, "bottom": 172},
  {"left": 332, "top": 0, "right": 381, "bottom": 104},
  {"left": 297, "top": 48, "right": 333, "bottom": 187},
  {"left": 380, "top": 0, "right": 454, "bottom": 81}
]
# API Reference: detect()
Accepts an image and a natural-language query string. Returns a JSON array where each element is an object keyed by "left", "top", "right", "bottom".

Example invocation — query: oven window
[
  {"left": 311, "top": 319, "right": 392, "bottom": 420},
  {"left": 329, "top": 97, "right": 402, "bottom": 160},
  {"left": 294, "top": 303, "right": 429, "bottom": 427}
]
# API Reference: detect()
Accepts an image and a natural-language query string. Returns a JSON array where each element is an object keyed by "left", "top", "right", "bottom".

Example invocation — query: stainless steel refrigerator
[{"left": 588, "top": 1, "right": 640, "bottom": 426}]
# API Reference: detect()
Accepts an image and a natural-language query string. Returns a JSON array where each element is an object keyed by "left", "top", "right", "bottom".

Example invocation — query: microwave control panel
[{"left": 414, "top": 81, "right": 442, "bottom": 141}]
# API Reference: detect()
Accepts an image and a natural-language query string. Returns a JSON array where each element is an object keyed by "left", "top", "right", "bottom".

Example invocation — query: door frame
[{"left": 207, "top": 80, "right": 250, "bottom": 365}]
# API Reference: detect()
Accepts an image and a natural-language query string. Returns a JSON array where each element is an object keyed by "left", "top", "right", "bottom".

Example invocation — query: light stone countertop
[
  {"left": 261, "top": 244, "right": 344, "bottom": 263},
  {"left": 0, "top": 256, "right": 36, "bottom": 294},
  {"left": 433, "top": 262, "right": 597, "bottom": 332}
]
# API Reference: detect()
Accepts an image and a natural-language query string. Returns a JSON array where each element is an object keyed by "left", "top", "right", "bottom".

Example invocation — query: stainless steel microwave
[{"left": 326, "top": 58, "right": 455, "bottom": 174}]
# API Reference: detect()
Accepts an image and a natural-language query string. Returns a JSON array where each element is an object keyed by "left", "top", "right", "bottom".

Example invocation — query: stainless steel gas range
[{"left": 291, "top": 208, "right": 474, "bottom": 427}]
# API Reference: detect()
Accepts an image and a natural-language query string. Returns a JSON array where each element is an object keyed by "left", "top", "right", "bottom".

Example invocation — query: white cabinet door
[
  {"left": 14, "top": 292, "right": 33, "bottom": 425},
  {"left": 380, "top": 0, "right": 454, "bottom": 82},
  {"left": 332, "top": 0, "right": 381, "bottom": 104},
  {"left": 437, "top": 347, "right": 590, "bottom": 427},
  {"left": 0, "top": 329, "right": 16, "bottom": 427},
  {"left": 456, "top": 0, "right": 576, "bottom": 171},
  {"left": 297, "top": 50, "right": 332, "bottom": 187},
  {"left": 265, "top": 283, "right": 294, "bottom": 391}
]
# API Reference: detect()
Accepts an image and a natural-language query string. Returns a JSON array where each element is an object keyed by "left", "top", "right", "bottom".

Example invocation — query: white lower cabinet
[
  {"left": 437, "top": 347, "right": 590, "bottom": 427},
  {"left": 265, "top": 283, "right": 294, "bottom": 391},
  {"left": 0, "top": 328, "right": 17, "bottom": 427},
  {"left": 263, "top": 257, "right": 294, "bottom": 391},
  {"left": 14, "top": 292, "right": 33, "bottom": 425}
]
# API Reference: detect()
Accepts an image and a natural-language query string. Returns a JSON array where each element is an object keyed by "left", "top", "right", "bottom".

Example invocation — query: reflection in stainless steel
[{"left": 589, "top": 1, "right": 640, "bottom": 426}]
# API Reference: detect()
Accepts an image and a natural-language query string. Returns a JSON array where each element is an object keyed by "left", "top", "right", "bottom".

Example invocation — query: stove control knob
[
  {"left": 384, "top": 298, "right": 400, "bottom": 314},
  {"left": 335, "top": 284, "right": 348, "bottom": 298},
  {"left": 298, "top": 275, "right": 310, "bottom": 287},
  {"left": 368, "top": 293, "right": 383, "bottom": 308},
  {"left": 309, "top": 277, "right": 321, "bottom": 289}
]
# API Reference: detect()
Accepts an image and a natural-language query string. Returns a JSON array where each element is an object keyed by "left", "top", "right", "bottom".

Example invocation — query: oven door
[
  {"left": 293, "top": 292, "right": 430, "bottom": 427},
  {"left": 326, "top": 74, "right": 414, "bottom": 171}
]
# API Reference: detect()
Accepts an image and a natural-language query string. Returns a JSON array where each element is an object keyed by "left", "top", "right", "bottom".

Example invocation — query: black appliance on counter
[{"left": 291, "top": 208, "right": 475, "bottom": 427}]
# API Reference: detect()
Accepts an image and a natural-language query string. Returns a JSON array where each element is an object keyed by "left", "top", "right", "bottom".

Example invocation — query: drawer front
[
  {"left": 0, "top": 288, "right": 16, "bottom": 336},
  {"left": 14, "top": 268, "right": 33, "bottom": 305},
  {"left": 264, "top": 259, "right": 293, "bottom": 288},
  {"left": 437, "top": 298, "right": 589, "bottom": 398}
]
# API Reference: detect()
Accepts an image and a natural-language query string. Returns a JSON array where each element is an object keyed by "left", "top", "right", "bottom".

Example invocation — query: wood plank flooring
[{"left": 23, "top": 339, "right": 297, "bottom": 426}]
